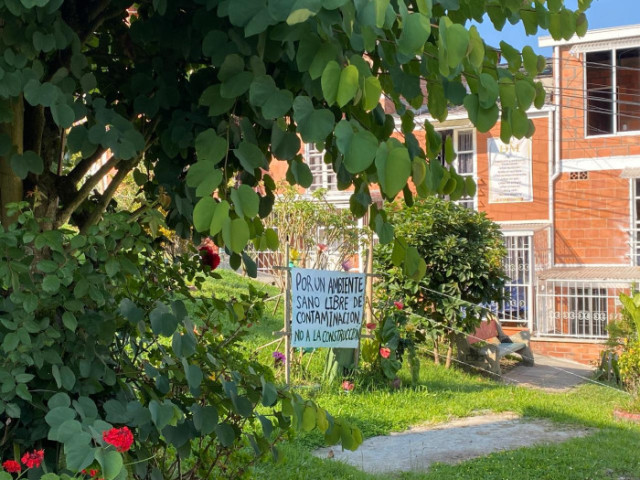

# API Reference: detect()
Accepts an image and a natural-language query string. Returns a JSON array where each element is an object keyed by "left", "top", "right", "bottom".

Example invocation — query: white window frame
[
  {"left": 305, "top": 144, "right": 337, "bottom": 192},
  {"left": 632, "top": 178, "right": 640, "bottom": 266},
  {"left": 498, "top": 232, "right": 534, "bottom": 329},
  {"left": 453, "top": 129, "right": 477, "bottom": 210},
  {"left": 584, "top": 47, "right": 640, "bottom": 138}
]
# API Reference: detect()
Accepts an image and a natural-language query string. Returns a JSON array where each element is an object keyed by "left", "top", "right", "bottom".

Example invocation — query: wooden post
[
  {"left": 365, "top": 230, "right": 374, "bottom": 325},
  {"left": 353, "top": 233, "right": 374, "bottom": 370},
  {"left": 284, "top": 240, "right": 291, "bottom": 385}
]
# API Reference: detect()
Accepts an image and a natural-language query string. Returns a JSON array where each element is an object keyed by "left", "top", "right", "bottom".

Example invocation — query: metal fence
[{"left": 535, "top": 279, "right": 635, "bottom": 339}]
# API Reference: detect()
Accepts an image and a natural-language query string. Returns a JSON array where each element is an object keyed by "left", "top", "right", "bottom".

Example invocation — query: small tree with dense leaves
[{"left": 375, "top": 198, "right": 508, "bottom": 367}]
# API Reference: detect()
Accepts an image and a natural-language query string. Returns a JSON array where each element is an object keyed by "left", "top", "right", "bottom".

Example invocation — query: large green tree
[{"left": 0, "top": 0, "right": 589, "bottom": 272}]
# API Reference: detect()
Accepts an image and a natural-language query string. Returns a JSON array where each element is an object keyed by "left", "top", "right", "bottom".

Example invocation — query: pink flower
[
  {"left": 379, "top": 347, "right": 391, "bottom": 359},
  {"left": 341, "top": 380, "right": 354, "bottom": 391},
  {"left": 3, "top": 460, "right": 21, "bottom": 473},
  {"left": 102, "top": 426, "right": 134, "bottom": 452},
  {"left": 394, "top": 301, "right": 404, "bottom": 310},
  {"left": 20, "top": 450, "right": 44, "bottom": 469},
  {"left": 272, "top": 351, "right": 286, "bottom": 365},
  {"left": 365, "top": 322, "right": 377, "bottom": 330}
]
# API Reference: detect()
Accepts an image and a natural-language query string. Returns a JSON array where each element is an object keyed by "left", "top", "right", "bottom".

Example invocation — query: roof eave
[{"left": 539, "top": 24, "right": 640, "bottom": 48}]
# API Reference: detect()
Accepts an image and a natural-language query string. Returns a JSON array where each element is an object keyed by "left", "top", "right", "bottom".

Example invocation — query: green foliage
[
  {"left": 0, "top": 0, "right": 588, "bottom": 277},
  {"left": 0, "top": 206, "right": 361, "bottom": 478},
  {"left": 361, "top": 305, "right": 420, "bottom": 386},
  {"left": 374, "top": 198, "right": 507, "bottom": 362},
  {"left": 619, "top": 342, "right": 640, "bottom": 396},
  {"left": 601, "top": 291, "right": 640, "bottom": 390},
  {"left": 263, "top": 184, "right": 363, "bottom": 287}
]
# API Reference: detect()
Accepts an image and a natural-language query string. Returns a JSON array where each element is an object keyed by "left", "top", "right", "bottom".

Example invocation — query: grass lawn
[{"left": 205, "top": 271, "right": 640, "bottom": 479}]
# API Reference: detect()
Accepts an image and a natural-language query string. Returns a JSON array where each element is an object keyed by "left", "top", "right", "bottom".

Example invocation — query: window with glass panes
[
  {"left": 306, "top": 144, "right": 337, "bottom": 192},
  {"left": 455, "top": 130, "right": 475, "bottom": 209},
  {"left": 586, "top": 47, "right": 640, "bottom": 136}
]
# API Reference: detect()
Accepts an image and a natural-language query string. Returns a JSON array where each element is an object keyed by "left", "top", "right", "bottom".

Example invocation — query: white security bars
[
  {"left": 497, "top": 235, "right": 533, "bottom": 325},
  {"left": 535, "top": 279, "right": 632, "bottom": 339}
]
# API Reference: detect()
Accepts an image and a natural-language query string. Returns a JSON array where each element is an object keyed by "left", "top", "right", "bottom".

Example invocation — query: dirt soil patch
[{"left": 314, "top": 412, "right": 593, "bottom": 474}]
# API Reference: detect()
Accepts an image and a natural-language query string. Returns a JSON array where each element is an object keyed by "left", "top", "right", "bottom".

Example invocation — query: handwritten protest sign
[{"left": 291, "top": 267, "right": 365, "bottom": 348}]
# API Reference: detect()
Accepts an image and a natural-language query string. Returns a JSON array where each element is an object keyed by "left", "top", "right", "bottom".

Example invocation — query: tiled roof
[{"left": 537, "top": 266, "right": 640, "bottom": 281}]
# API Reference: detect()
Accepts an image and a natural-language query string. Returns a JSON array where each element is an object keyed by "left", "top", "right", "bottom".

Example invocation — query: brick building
[{"left": 270, "top": 24, "right": 640, "bottom": 364}]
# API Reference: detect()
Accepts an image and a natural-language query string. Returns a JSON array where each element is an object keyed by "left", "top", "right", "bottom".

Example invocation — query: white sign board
[
  {"left": 291, "top": 267, "right": 365, "bottom": 348},
  {"left": 488, "top": 138, "right": 533, "bottom": 203}
]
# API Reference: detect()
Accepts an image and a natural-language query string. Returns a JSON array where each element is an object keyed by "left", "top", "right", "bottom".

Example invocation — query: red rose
[
  {"left": 2, "top": 460, "right": 21, "bottom": 473},
  {"left": 393, "top": 301, "right": 404, "bottom": 310},
  {"left": 379, "top": 347, "right": 391, "bottom": 359},
  {"left": 365, "top": 322, "right": 377, "bottom": 330},
  {"left": 20, "top": 449, "right": 44, "bottom": 469},
  {"left": 199, "top": 244, "right": 220, "bottom": 271},
  {"left": 102, "top": 426, "right": 134, "bottom": 452}
]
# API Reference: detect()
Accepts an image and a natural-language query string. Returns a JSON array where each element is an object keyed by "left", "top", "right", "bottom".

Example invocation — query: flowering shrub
[
  {"left": 0, "top": 207, "right": 362, "bottom": 479},
  {"left": 375, "top": 198, "right": 507, "bottom": 367},
  {"left": 360, "top": 302, "right": 420, "bottom": 386}
]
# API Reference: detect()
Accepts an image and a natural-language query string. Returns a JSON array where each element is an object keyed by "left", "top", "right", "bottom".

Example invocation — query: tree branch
[
  {"left": 56, "top": 154, "right": 119, "bottom": 227},
  {"left": 67, "top": 146, "right": 109, "bottom": 185},
  {"left": 79, "top": 158, "right": 138, "bottom": 233}
]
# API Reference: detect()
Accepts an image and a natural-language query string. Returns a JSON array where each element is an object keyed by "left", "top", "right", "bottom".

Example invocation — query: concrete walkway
[
  {"left": 314, "top": 413, "right": 592, "bottom": 474},
  {"left": 502, "top": 354, "right": 595, "bottom": 392}
]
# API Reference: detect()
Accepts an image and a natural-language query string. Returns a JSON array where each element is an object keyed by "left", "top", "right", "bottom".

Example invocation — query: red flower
[
  {"left": 199, "top": 244, "right": 220, "bottom": 271},
  {"left": 393, "top": 301, "right": 404, "bottom": 310},
  {"left": 20, "top": 449, "right": 44, "bottom": 469},
  {"left": 317, "top": 243, "right": 327, "bottom": 252},
  {"left": 341, "top": 380, "right": 354, "bottom": 391},
  {"left": 90, "top": 469, "right": 99, "bottom": 477},
  {"left": 379, "top": 347, "right": 391, "bottom": 359},
  {"left": 2, "top": 460, "right": 21, "bottom": 473},
  {"left": 102, "top": 426, "right": 134, "bottom": 452},
  {"left": 365, "top": 322, "right": 377, "bottom": 330}
]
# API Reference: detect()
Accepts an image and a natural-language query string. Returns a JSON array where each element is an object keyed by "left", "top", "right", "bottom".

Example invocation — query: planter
[{"left": 613, "top": 408, "right": 640, "bottom": 423}]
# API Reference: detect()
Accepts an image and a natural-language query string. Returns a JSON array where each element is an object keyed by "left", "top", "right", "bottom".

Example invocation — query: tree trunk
[
  {"left": 0, "top": 97, "right": 24, "bottom": 226},
  {"left": 433, "top": 337, "right": 440, "bottom": 365},
  {"left": 445, "top": 342, "right": 453, "bottom": 369}
]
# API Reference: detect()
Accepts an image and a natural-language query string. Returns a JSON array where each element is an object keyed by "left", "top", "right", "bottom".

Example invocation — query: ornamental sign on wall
[
  {"left": 291, "top": 267, "right": 365, "bottom": 348},
  {"left": 488, "top": 137, "right": 533, "bottom": 204}
]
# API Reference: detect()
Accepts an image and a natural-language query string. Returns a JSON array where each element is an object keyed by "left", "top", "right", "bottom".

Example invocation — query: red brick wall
[
  {"left": 476, "top": 117, "right": 550, "bottom": 222},
  {"left": 502, "top": 327, "right": 606, "bottom": 365},
  {"left": 559, "top": 46, "right": 640, "bottom": 160},
  {"left": 553, "top": 169, "right": 630, "bottom": 265},
  {"left": 530, "top": 340, "right": 606, "bottom": 365}
]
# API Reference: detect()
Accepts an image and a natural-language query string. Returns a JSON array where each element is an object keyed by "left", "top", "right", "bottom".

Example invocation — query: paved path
[
  {"left": 314, "top": 413, "right": 592, "bottom": 474},
  {"left": 502, "top": 354, "right": 595, "bottom": 392}
]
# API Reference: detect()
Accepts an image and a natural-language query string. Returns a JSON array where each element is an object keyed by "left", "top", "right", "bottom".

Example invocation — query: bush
[
  {"left": 360, "top": 302, "right": 420, "bottom": 387},
  {"left": 619, "top": 342, "right": 640, "bottom": 396},
  {"left": 0, "top": 206, "right": 361, "bottom": 479},
  {"left": 374, "top": 198, "right": 507, "bottom": 367}
]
